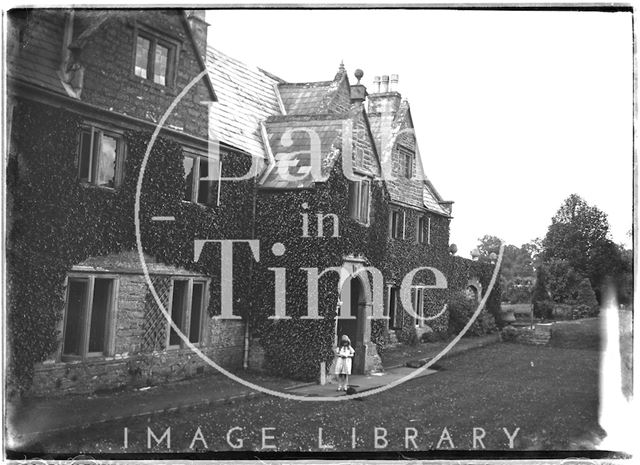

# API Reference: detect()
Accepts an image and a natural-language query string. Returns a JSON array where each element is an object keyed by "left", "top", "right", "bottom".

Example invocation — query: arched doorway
[{"left": 337, "top": 277, "right": 367, "bottom": 373}]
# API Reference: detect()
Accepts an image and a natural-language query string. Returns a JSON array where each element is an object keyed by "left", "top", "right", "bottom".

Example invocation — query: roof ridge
[
  {"left": 207, "top": 45, "right": 281, "bottom": 82},
  {"left": 266, "top": 113, "right": 350, "bottom": 123},
  {"left": 278, "top": 80, "right": 333, "bottom": 88}
]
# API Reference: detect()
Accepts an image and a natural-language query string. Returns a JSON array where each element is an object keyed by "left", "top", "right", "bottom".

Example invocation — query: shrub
[
  {"left": 533, "top": 299, "right": 554, "bottom": 320},
  {"left": 572, "top": 304, "right": 591, "bottom": 320},
  {"left": 501, "top": 325, "right": 520, "bottom": 342},
  {"left": 419, "top": 326, "right": 440, "bottom": 343},
  {"left": 552, "top": 303, "right": 573, "bottom": 320},
  {"left": 447, "top": 290, "right": 495, "bottom": 337},
  {"left": 371, "top": 319, "right": 389, "bottom": 355},
  {"left": 397, "top": 325, "right": 419, "bottom": 346},
  {"left": 575, "top": 278, "right": 599, "bottom": 317}
]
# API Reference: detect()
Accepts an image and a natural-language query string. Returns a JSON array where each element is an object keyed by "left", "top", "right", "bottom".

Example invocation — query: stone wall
[
  {"left": 9, "top": 10, "right": 211, "bottom": 139},
  {"left": 30, "top": 252, "right": 246, "bottom": 397}
]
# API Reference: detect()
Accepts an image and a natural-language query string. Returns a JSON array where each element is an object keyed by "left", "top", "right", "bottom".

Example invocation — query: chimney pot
[
  {"left": 390, "top": 74, "right": 399, "bottom": 92},
  {"left": 373, "top": 75, "right": 381, "bottom": 93},
  {"left": 381, "top": 75, "right": 389, "bottom": 93}
]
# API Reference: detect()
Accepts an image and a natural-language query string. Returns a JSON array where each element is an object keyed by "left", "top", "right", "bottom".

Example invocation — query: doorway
[{"left": 337, "top": 277, "right": 366, "bottom": 374}]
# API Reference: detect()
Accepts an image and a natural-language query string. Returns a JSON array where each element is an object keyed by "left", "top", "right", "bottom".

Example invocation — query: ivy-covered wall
[
  {"left": 382, "top": 206, "right": 453, "bottom": 338},
  {"left": 7, "top": 98, "right": 254, "bottom": 394},
  {"left": 252, "top": 156, "right": 390, "bottom": 381},
  {"left": 7, "top": 98, "right": 502, "bottom": 394}
]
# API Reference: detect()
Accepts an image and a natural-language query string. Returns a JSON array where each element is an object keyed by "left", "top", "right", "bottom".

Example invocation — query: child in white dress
[{"left": 335, "top": 334, "right": 355, "bottom": 391}]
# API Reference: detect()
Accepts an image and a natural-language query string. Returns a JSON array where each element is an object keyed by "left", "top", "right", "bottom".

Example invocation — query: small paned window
[
  {"left": 348, "top": 179, "right": 371, "bottom": 224},
  {"left": 390, "top": 210, "right": 405, "bottom": 239},
  {"left": 62, "top": 276, "right": 116, "bottom": 359},
  {"left": 183, "top": 152, "right": 219, "bottom": 205},
  {"left": 133, "top": 30, "right": 177, "bottom": 87},
  {"left": 78, "top": 127, "right": 125, "bottom": 188},
  {"left": 167, "top": 278, "right": 208, "bottom": 348}
]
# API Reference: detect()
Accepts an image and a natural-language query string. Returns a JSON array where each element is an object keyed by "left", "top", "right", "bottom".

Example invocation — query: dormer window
[
  {"left": 398, "top": 146, "right": 414, "bottom": 178},
  {"left": 133, "top": 29, "right": 178, "bottom": 87}
]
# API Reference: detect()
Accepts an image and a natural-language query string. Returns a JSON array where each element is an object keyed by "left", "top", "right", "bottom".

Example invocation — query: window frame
[
  {"left": 60, "top": 273, "right": 119, "bottom": 362},
  {"left": 166, "top": 277, "right": 209, "bottom": 349},
  {"left": 132, "top": 24, "right": 180, "bottom": 88},
  {"left": 348, "top": 178, "right": 371, "bottom": 225},
  {"left": 386, "top": 285, "right": 402, "bottom": 330},
  {"left": 398, "top": 145, "right": 414, "bottom": 179},
  {"left": 416, "top": 215, "right": 425, "bottom": 243},
  {"left": 182, "top": 149, "right": 220, "bottom": 206},
  {"left": 389, "top": 209, "right": 405, "bottom": 240},
  {"left": 411, "top": 286, "right": 425, "bottom": 328},
  {"left": 77, "top": 124, "right": 126, "bottom": 189}
]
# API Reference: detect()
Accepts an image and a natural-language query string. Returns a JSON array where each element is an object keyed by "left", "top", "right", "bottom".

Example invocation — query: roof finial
[
  {"left": 339, "top": 60, "right": 345, "bottom": 72},
  {"left": 354, "top": 69, "right": 364, "bottom": 84}
]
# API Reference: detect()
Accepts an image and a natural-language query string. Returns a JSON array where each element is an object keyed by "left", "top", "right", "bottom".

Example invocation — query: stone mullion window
[
  {"left": 165, "top": 277, "right": 209, "bottom": 349},
  {"left": 411, "top": 287, "right": 425, "bottom": 328},
  {"left": 61, "top": 274, "right": 119, "bottom": 362},
  {"left": 132, "top": 25, "right": 179, "bottom": 88},
  {"left": 398, "top": 145, "right": 414, "bottom": 179},
  {"left": 389, "top": 209, "right": 405, "bottom": 240},
  {"left": 77, "top": 125, "right": 126, "bottom": 189},
  {"left": 386, "top": 285, "right": 402, "bottom": 330},
  {"left": 183, "top": 150, "right": 220, "bottom": 205},
  {"left": 348, "top": 179, "right": 371, "bottom": 225}
]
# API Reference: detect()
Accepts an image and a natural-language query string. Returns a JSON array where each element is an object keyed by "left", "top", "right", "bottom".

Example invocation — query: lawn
[{"left": 22, "top": 343, "right": 607, "bottom": 455}]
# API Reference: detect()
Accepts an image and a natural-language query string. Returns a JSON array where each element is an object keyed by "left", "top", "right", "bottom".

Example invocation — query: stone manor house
[{"left": 6, "top": 9, "right": 499, "bottom": 396}]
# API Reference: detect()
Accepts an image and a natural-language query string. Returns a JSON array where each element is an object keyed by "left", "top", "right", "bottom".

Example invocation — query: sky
[{"left": 206, "top": 8, "right": 633, "bottom": 257}]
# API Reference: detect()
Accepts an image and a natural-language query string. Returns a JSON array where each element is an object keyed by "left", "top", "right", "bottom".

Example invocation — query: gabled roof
[
  {"left": 260, "top": 114, "right": 345, "bottom": 189},
  {"left": 278, "top": 81, "right": 334, "bottom": 115},
  {"left": 8, "top": 10, "right": 216, "bottom": 101},
  {"left": 277, "top": 68, "right": 349, "bottom": 115},
  {"left": 368, "top": 100, "right": 450, "bottom": 217},
  {"left": 206, "top": 47, "right": 283, "bottom": 159}
]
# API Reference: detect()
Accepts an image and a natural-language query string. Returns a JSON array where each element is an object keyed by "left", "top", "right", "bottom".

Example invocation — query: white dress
[{"left": 335, "top": 346, "right": 355, "bottom": 375}]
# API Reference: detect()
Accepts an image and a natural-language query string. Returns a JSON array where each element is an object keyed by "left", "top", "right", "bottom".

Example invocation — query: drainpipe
[{"left": 242, "top": 164, "right": 258, "bottom": 369}]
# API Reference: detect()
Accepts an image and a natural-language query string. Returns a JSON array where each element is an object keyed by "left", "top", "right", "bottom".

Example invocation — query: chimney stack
[
  {"left": 368, "top": 73, "right": 402, "bottom": 115},
  {"left": 186, "top": 10, "right": 209, "bottom": 62}
]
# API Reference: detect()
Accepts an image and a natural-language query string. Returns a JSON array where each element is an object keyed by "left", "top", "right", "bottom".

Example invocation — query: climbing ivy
[
  {"left": 250, "top": 155, "right": 501, "bottom": 381},
  {"left": 6, "top": 99, "right": 253, "bottom": 393}
]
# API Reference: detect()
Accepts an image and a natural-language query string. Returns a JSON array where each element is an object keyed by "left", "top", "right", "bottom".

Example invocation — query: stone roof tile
[{"left": 206, "top": 47, "right": 282, "bottom": 158}]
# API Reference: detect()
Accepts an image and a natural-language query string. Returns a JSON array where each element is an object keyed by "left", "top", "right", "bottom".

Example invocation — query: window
[
  {"left": 134, "top": 30, "right": 177, "bottom": 87},
  {"left": 411, "top": 287, "right": 425, "bottom": 327},
  {"left": 78, "top": 126, "right": 125, "bottom": 188},
  {"left": 62, "top": 276, "right": 117, "bottom": 360},
  {"left": 389, "top": 210, "right": 405, "bottom": 239},
  {"left": 417, "top": 216, "right": 425, "bottom": 243},
  {"left": 167, "top": 278, "right": 207, "bottom": 347},
  {"left": 348, "top": 179, "right": 370, "bottom": 224},
  {"left": 399, "top": 146, "right": 414, "bottom": 178},
  {"left": 387, "top": 286, "right": 402, "bottom": 330},
  {"left": 417, "top": 216, "right": 431, "bottom": 244},
  {"left": 183, "top": 153, "right": 220, "bottom": 205}
]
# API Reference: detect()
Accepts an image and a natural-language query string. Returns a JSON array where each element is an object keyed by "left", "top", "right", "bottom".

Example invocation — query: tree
[
  {"left": 541, "top": 194, "right": 626, "bottom": 303},
  {"left": 531, "top": 268, "right": 552, "bottom": 319},
  {"left": 476, "top": 235, "right": 536, "bottom": 303},
  {"left": 575, "top": 278, "right": 598, "bottom": 312},
  {"left": 542, "top": 259, "right": 582, "bottom": 304}
]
